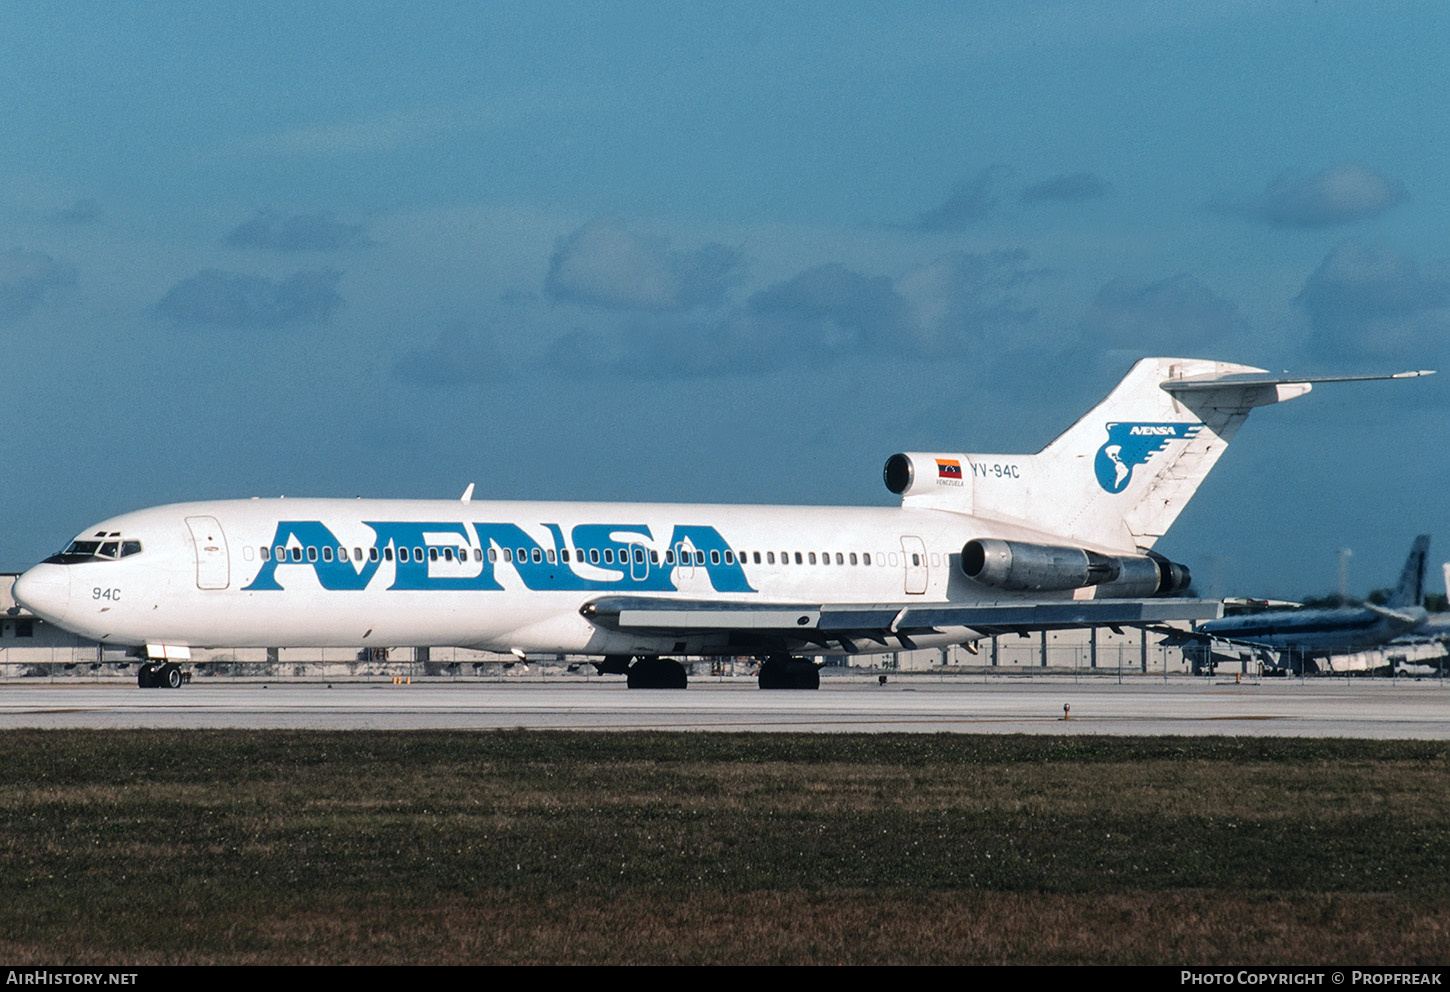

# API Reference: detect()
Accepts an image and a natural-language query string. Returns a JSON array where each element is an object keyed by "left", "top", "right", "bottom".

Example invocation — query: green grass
[{"left": 1, "top": 731, "right": 1447, "bottom": 964}]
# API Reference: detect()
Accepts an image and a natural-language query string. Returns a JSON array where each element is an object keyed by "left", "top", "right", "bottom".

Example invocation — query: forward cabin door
[
  {"left": 901, "top": 535, "right": 928, "bottom": 595},
  {"left": 185, "top": 515, "right": 230, "bottom": 590}
]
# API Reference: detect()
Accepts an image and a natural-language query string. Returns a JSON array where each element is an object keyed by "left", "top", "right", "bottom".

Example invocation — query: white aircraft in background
[
  {"left": 1170, "top": 535, "right": 1438, "bottom": 674},
  {"left": 12, "top": 358, "right": 1430, "bottom": 689}
]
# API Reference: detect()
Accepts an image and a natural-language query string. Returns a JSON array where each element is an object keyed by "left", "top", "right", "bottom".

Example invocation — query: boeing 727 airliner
[{"left": 12, "top": 358, "right": 1430, "bottom": 688}]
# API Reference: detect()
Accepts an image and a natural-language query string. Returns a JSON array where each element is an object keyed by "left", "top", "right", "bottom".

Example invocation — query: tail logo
[{"left": 1094, "top": 422, "right": 1201, "bottom": 493}]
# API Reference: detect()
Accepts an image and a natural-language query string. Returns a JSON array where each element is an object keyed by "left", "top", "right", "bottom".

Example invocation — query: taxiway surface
[{"left": 2, "top": 677, "right": 1448, "bottom": 737}]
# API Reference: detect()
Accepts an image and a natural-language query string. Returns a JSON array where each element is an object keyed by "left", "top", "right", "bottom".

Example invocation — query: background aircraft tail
[{"left": 1386, "top": 535, "right": 1430, "bottom": 609}]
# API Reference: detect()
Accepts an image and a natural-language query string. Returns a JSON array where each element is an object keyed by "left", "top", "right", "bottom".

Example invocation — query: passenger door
[
  {"left": 901, "top": 535, "right": 928, "bottom": 595},
  {"left": 185, "top": 515, "right": 230, "bottom": 590}
]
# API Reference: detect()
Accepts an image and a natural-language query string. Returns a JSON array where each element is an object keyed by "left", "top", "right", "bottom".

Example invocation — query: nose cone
[{"left": 12, "top": 564, "right": 71, "bottom": 627}]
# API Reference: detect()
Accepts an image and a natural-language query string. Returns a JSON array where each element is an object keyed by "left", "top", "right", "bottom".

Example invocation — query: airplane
[
  {"left": 1170, "top": 535, "right": 1443, "bottom": 674},
  {"left": 11, "top": 358, "right": 1431, "bottom": 690}
]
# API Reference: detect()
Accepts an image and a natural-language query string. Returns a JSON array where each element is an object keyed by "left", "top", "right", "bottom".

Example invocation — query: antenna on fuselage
[{"left": 461, "top": 483, "right": 475, "bottom": 503}]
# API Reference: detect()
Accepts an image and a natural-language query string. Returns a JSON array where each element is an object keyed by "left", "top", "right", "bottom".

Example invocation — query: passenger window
[
  {"left": 696, "top": 551, "right": 706, "bottom": 565},
  {"left": 260, "top": 546, "right": 270, "bottom": 561},
  {"left": 547, "top": 549, "right": 556, "bottom": 564},
  {"left": 724, "top": 550, "right": 734, "bottom": 564},
  {"left": 502, "top": 548, "right": 512, "bottom": 563},
  {"left": 913, "top": 553, "right": 920, "bottom": 566},
  {"left": 429, "top": 548, "right": 439, "bottom": 562},
  {"left": 794, "top": 552, "right": 802, "bottom": 564},
  {"left": 650, "top": 550, "right": 658, "bottom": 564},
  {"left": 307, "top": 546, "right": 318, "bottom": 562},
  {"left": 808, "top": 552, "right": 816, "bottom": 565},
  {"left": 369, "top": 547, "right": 379, "bottom": 562},
  {"left": 399, "top": 547, "right": 410, "bottom": 563},
  {"left": 850, "top": 553, "right": 858, "bottom": 565},
  {"left": 590, "top": 549, "right": 600, "bottom": 564},
  {"left": 634, "top": 548, "right": 644, "bottom": 564},
  {"left": 836, "top": 553, "right": 844, "bottom": 565},
  {"left": 384, "top": 547, "right": 394, "bottom": 562},
  {"left": 474, "top": 548, "right": 482, "bottom": 562},
  {"left": 767, "top": 551, "right": 775, "bottom": 564},
  {"left": 532, "top": 548, "right": 542, "bottom": 564},
  {"left": 864, "top": 553, "right": 872, "bottom": 565},
  {"left": 561, "top": 549, "right": 571, "bottom": 563},
  {"left": 710, "top": 550, "right": 720, "bottom": 565},
  {"left": 665, "top": 550, "right": 675, "bottom": 564},
  {"left": 322, "top": 547, "right": 333, "bottom": 562},
  {"left": 753, "top": 552, "right": 761, "bottom": 564},
  {"left": 414, "top": 547, "right": 423, "bottom": 561},
  {"left": 443, "top": 547, "right": 453, "bottom": 562}
]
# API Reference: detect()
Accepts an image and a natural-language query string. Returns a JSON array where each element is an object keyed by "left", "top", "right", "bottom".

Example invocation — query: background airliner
[
  {"left": 1173, "top": 535, "right": 1449, "bottom": 674},
  {"left": 12, "top": 357, "right": 1429, "bottom": 689}
]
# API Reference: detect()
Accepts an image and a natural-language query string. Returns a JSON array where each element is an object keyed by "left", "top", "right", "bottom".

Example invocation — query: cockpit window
[{"left": 43, "top": 538, "right": 143, "bottom": 565}]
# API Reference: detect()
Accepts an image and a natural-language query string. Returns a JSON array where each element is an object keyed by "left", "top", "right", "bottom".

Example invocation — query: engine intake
[
  {"left": 883, "top": 452, "right": 971, "bottom": 498},
  {"left": 961, "top": 538, "right": 1190, "bottom": 596}
]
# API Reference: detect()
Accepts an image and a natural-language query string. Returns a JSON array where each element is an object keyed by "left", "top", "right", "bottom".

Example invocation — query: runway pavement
[{"left": 2, "top": 675, "right": 1448, "bottom": 736}]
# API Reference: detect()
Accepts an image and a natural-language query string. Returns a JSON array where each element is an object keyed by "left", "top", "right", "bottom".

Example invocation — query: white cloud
[
  {"left": 157, "top": 269, "right": 343, "bottom": 328},
  {"left": 1219, "top": 163, "right": 1406, "bottom": 228},
  {"left": 905, "top": 166, "right": 1013, "bottom": 231},
  {"left": 1081, "top": 274, "right": 1240, "bottom": 349},
  {"left": 545, "top": 217, "right": 743, "bottom": 312},
  {"left": 1297, "top": 241, "right": 1450, "bottom": 358}
]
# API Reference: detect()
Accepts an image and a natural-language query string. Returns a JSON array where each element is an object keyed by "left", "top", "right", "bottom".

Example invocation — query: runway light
[{"left": 1063, "top": 703, "right": 1071, "bottom": 721}]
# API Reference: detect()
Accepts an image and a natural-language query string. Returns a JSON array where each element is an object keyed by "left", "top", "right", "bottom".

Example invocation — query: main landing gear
[
  {"left": 757, "top": 656, "right": 820, "bottom": 690},
  {"left": 598, "top": 654, "right": 821, "bottom": 689},
  {"left": 137, "top": 661, "right": 189, "bottom": 689},
  {"left": 597, "top": 655, "right": 690, "bottom": 689}
]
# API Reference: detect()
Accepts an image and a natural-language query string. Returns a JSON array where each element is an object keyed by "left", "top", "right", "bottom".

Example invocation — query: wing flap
[{"left": 582, "top": 596, "right": 1222, "bottom": 636}]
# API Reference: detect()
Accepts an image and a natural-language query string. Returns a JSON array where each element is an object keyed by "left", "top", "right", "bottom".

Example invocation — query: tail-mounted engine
[
  {"left": 884, "top": 452, "right": 971, "bottom": 498},
  {"left": 961, "top": 538, "right": 1191, "bottom": 597}
]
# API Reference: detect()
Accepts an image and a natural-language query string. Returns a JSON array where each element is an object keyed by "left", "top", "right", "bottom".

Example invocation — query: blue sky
[{"left": 3, "top": 1, "right": 1448, "bottom": 598}]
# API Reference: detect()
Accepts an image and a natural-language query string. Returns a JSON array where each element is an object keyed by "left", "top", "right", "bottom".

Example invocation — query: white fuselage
[{"left": 13, "top": 497, "right": 1098, "bottom": 657}]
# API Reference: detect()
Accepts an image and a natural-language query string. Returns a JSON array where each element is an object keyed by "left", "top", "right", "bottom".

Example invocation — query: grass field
[{"left": 1, "top": 730, "right": 1447, "bottom": 964}]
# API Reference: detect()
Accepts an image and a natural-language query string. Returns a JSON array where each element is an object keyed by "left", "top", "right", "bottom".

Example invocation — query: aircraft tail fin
[
  {"left": 958, "top": 358, "right": 1431, "bottom": 553},
  {"left": 1386, "top": 535, "right": 1431, "bottom": 609}
]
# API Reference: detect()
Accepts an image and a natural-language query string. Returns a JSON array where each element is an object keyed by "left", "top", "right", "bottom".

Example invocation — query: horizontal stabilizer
[{"left": 1163, "top": 369, "right": 1434, "bottom": 391}]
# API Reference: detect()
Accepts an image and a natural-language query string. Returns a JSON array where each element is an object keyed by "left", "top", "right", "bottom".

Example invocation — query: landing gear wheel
[
  {"left": 626, "top": 657, "right": 688, "bottom": 689},
  {"left": 161, "top": 663, "right": 183, "bottom": 689},
  {"left": 137, "top": 663, "right": 159, "bottom": 688},
  {"left": 758, "top": 657, "right": 820, "bottom": 690}
]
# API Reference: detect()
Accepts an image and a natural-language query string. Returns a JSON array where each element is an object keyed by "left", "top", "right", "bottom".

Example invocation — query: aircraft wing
[{"left": 582, "top": 596, "right": 1223, "bottom": 652}]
